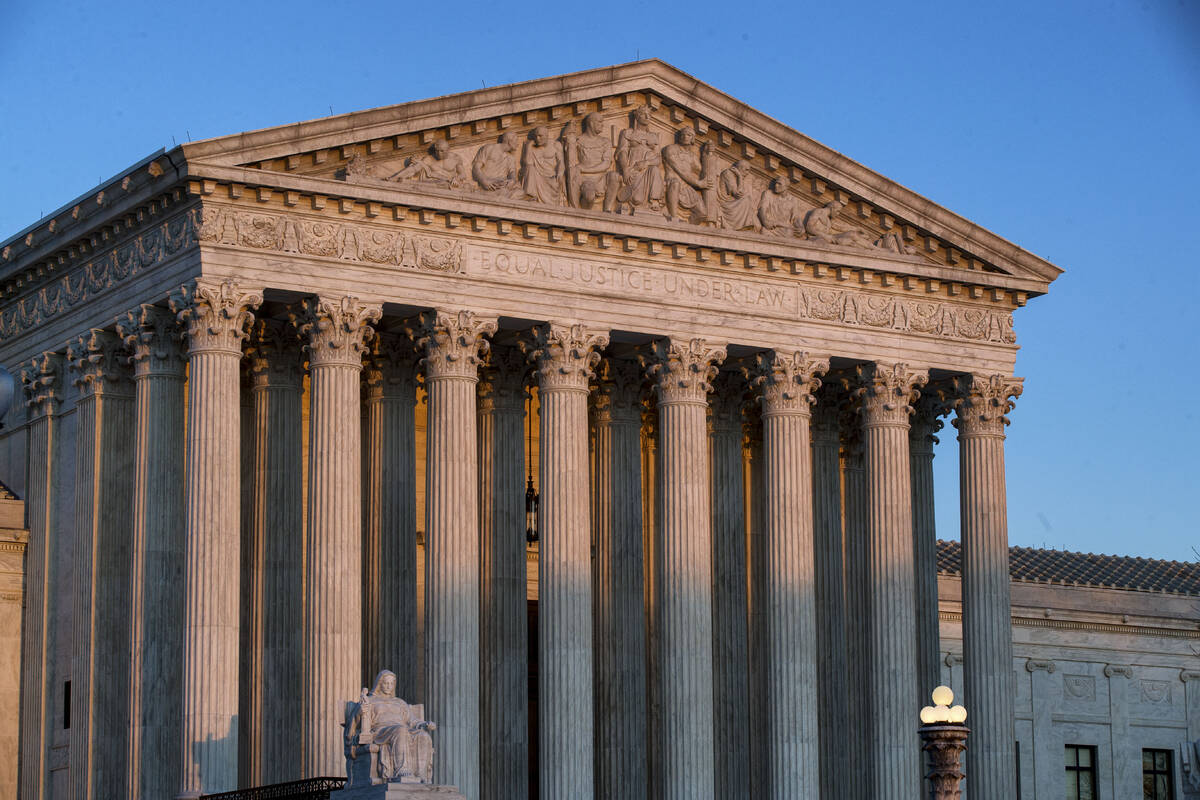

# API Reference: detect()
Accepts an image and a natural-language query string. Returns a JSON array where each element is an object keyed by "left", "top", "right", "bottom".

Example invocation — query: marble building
[{"left": 0, "top": 61, "right": 1064, "bottom": 799}]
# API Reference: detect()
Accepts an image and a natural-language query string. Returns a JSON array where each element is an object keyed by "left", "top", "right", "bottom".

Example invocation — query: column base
[{"left": 332, "top": 783, "right": 466, "bottom": 799}]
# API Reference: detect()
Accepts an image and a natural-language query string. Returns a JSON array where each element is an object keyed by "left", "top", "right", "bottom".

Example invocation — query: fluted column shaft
[
  {"left": 592, "top": 359, "right": 647, "bottom": 800},
  {"left": 418, "top": 310, "right": 496, "bottom": 799},
  {"left": 956, "top": 375, "right": 1022, "bottom": 800},
  {"left": 911, "top": 397, "right": 945, "bottom": 702},
  {"left": 756, "top": 351, "right": 826, "bottom": 798},
  {"left": 745, "top": 412, "right": 767, "bottom": 799},
  {"left": 840, "top": 427, "right": 869, "bottom": 800},
  {"left": 119, "top": 307, "right": 187, "bottom": 800},
  {"left": 858, "top": 363, "right": 927, "bottom": 800},
  {"left": 530, "top": 323, "right": 607, "bottom": 798},
  {"left": 362, "top": 334, "right": 418, "bottom": 696},
  {"left": 68, "top": 329, "right": 135, "bottom": 800},
  {"left": 648, "top": 337, "right": 725, "bottom": 800},
  {"left": 812, "top": 394, "right": 847, "bottom": 798},
  {"left": 171, "top": 279, "right": 262, "bottom": 797},
  {"left": 709, "top": 373, "right": 748, "bottom": 798},
  {"left": 641, "top": 409, "right": 662, "bottom": 800},
  {"left": 241, "top": 319, "right": 304, "bottom": 785},
  {"left": 17, "top": 353, "right": 62, "bottom": 800},
  {"left": 294, "top": 296, "right": 381, "bottom": 777},
  {"left": 478, "top": 347, "right": 528, "bottom": 800}
]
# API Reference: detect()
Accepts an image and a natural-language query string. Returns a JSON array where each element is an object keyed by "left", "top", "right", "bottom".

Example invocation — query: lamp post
[{"left": 919, "top": 685, "right": 969, "bottom": 800}]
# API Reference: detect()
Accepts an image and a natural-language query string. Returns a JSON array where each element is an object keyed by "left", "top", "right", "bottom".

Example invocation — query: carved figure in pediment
[
  {"left": 472, "top": 132, "right": 522, "bottom": 195},
  {"left": 802, "top": 198, "right": 871, "bottom": 248},
  {"left": 565, "top": 112, "right": 620, "bottom": 211},
  {"left": 389, "top": 139, "right": 470, "bottom": 190},
  {"left": 758, "top": 176, "right": 804, "bottom": 237},
  {"left": 874, "top": 230, "right": 917, "bottom": 255},
  {"left": 344, "top": 154, "right": 381, "bottom": 183},
  {"left": 614, "top": 105, "right": 664, "bottom": 214},
  {"left": 521, "top": 126, "right": 565, "bottom": 205},
  {"left": 718, "top": 159, "right": 761, "bottom": 232},
  {"left": 662, "top": 127, "right": 718, "bottom": 225}
]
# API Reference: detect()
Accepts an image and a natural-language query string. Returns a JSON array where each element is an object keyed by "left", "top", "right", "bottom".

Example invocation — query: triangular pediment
[{"left": 180, "top": 60, "right": 1061, "bottom": 289}]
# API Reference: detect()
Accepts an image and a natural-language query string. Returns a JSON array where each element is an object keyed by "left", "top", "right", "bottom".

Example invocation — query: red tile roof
[{"left": 936, "top": 540, "right": 1200, "bottom": 596}]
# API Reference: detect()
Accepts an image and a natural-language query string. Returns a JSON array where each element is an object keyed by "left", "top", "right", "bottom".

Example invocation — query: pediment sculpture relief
[{"left": 333, "top": 104, "right": 919, "bottom": 258}]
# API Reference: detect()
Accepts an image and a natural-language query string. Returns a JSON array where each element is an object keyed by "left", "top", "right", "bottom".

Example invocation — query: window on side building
[
  {"left": 1066, "top": 744, "right": 1098, "bottom": 800},
  {"left": 1143, "top": 748, "right": 1175, "bottom": 800}
]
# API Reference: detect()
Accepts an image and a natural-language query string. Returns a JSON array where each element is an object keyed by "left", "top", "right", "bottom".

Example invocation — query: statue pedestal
[{"left": 331, "top": 783, "right": 466, "bottom": 800}]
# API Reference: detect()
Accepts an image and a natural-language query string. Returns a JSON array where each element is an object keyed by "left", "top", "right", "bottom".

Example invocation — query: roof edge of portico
[{"left": 176, "top": 58, "right": 1064, "bottom": 286}]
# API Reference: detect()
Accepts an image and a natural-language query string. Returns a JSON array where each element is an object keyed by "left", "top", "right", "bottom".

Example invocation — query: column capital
[
  {"left": 478, "top": 344, "right": 528, "bottom": 413},
  {"left": 170, "top": 278, "right": 263, "bottom": 356},
  {"left": 67, "top": 328, "right": 133, "bottom": 398},
  {"left": 117, "top": 305, "right": 186, "bottom": 379},
  {"left": 709, "top": 370, "right": 748, "bottom": 434},
  {"left": 752, "top": 350, "right": 828, "bottom": 417},
  {"left": 591, "top": 358, "right": 643, "bottom": 424},
  {"left": 1104, "top": 664, "right": 1133, "bottom": 679},
  {"left": 1025, "top": 659, "right": 1056, "bottom": 674},
  {"left": 413, "top": 309, "right": 497, "bottom": 381},
  {"left": 910, "top": 389, "right": 952, "bottom": 454},
  {"left": 854, "top": 362, "right": 927, "bottom": 428},
  {"left": 526, "top": 322, "right": 609, "bottom": 393},
  {"left": 1180, "top": 670, "right": 1200, "bottom": 683},
  {"left": 644, "top": 337, "right": 726, "bottom": 406},
  {"left": 952, "top": 374, "right": 1023, "bottom": 438},
  {"left": 245, "top": 318, "right": 303, "bottom": 390},
  {"left": 363, "top": 331, "right": 419, "bottom": 402},
  {"left": 290, "top": 295, "right": 381, "bottom": 368},
  {"left": 811, "top": 381, "right": 843, "bottom": 445},
  {"left": 20, "top": 351, "right": 64, "bottom": 419}
]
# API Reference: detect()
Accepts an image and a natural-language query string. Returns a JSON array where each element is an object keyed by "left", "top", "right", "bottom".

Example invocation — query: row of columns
[{"left": 16, "top": 276, "right": 1021, "bottom": 800}]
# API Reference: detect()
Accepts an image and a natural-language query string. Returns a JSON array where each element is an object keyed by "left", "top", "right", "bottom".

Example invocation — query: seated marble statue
[{"left": 344, "top": 670, "right": 436, "bottom": 787}]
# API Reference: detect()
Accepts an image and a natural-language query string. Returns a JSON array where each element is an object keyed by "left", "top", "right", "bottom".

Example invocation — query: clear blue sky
[{"left": 2, "top": 1, "right": 1197, "bottom": 560}]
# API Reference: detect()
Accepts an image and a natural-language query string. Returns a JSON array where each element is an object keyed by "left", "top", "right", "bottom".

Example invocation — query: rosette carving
[
  {"left": 854, "top": 362, "right": 928, "bottom": 428},
  {"left": 67, "top": 328, "right": 133, "bottom": 398},
  {"left": 752, "top": 350, "right": 829, "bottom": 416},
  {"left": 643, "top": 337, "right": 726, "bottom": 405},
  {"left": 245, "top": 318, "right": 303, "bottom": 389},
  {"left": 412, "top": 310, "right": 497, "bottom": 381},
  {"left": 477, "top": 344, "right": 528, "bottom": 413},
  {"left": 290, "top": 295, "right": 382, "bottom": 368},
  {"left": 169, "top": 278, "right": 263, "bottom": 355},
  {"left": 951, "top": 374, "right": 1022, "bottom": 437},
  {"left": 591, "top": 358, "right": 644, "bottom": 424},
  {"left": 20, "top": 351, "right": 63, "bottom": 419},
  {"left": 526, "top": 323, "right": 609, "bottom": 393},
  {"left": 117, "top": 304, "right": 186, "bottom": 378}
]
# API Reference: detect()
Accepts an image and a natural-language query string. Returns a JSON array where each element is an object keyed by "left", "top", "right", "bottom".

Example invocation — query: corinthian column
[
  {"left": 641, "top": 402, "right": 662, "bottom": 800},
  {"left": 954, "top": 374, "right": 1022, "bottom": 800},
  {"left": 293, "top": 296, "right": 381, "bottom": 777},
  {"left": 811, "top": 383, "right": 847, "bottom": 798},
  {"left": 856, "top": 362, "right": 927, "bottom": 800},
  {"left": 478, "top": 344, "right": 528, "bottom": 800},
  {"left": 839, "top": 398, "right": 869, "bottom": 800},
  {"left": 241, "top": 318, "right": 304, "bottom": 785},
  {"left": 754, "top": 351, "right": 828, "bottom": 798},
  {"left": 170, "top": 279, "right": 262, "bottom": 797},
  {"left": 528, "top": 323, "right": 608, "bottom": 798},
  {"left": 17, "top": 352, "right": 63, "bottom": 800},
  {"left": 591, "top": 357, "right": 647, "bottom": 800},
  {"left": 416, "top": 310, "right": 496, "bottom": 798},
  {"left": 709, "top": 371, "right": 749, "bottom": 798},
  {"left": 118, "top": 306, "right": 186, "bottom": 800},
  {"left": 744, "top": 404, "right": 767, "bottom": 798},
  {"left": 67, "top": 328, "right": 135, "bottom": 800},
  {"left": 646, "top": 337, "right": 725, "bottom": 800},
  {"left": 911, "top": 392, "right": 948, "bottom": 702}
]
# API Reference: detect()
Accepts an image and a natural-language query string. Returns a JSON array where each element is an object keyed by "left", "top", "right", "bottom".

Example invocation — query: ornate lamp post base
[{"left": 919, "top": 723, "right": 969, "bottom": 800}]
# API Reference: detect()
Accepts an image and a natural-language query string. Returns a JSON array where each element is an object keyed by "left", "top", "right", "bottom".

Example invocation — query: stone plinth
[{"left": 332, "top": 783, "right": 467, "bottom": 799}]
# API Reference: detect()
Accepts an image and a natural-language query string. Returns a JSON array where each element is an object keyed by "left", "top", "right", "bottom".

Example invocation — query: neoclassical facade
[{"left": 0, "top": 61, "right": 1061, "bottom": 799}]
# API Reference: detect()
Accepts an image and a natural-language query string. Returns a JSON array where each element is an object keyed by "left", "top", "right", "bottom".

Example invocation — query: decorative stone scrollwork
[
  {"left": 591, "top": 358, "right": 644, "bottom": 424},
  {"left": 1025, "top": 659, "right": 1056, "bottom": 674},
  {"left": 244, "top": 318, "right": 304, "bottom": 389},
  {"left": 19, "top": 352, "right": 64, "bottom": 419},
  {"left": 290, "top": 295, "right": 382, "bottom": 368},
  {"left": 476, "top": 344, "right": 528, "bottom": 413},
  {"left": 170, "top": 278, "right": 263, "bottom": 356},
  {"left": 526, "top": 323, "right": 609, "bottom": 392},
  {"left": 117, "top": 304, "right": 186, "bottom": 379},
  {"left": 66, "top": 329, "right": 134, "bottom": 397},
  {"left": 412, "top": 310, "right": 497, "bottom": 381},
  {"left": 643, "top": 338, "right": 726, "bottom": 406},
  {"left": 1104, "top": 664, "right": 1133, "bottom": 679},
  {"left": 854, "top": 362, "right": 928, "bottom": 428},
  {"left": 752, "top": 350, "right": 829, "bottom": 416},
  {"left": 951, "top": 374, "right": 1023, "bottom": 438}
]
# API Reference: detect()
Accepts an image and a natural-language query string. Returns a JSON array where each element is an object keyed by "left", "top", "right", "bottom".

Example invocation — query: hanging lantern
[{"left": 525, "top": 390, "right": 540, "bottom": 543}]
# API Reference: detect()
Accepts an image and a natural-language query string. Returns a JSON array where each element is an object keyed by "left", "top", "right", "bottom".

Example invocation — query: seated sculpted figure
[{"left": 344, "top": 670, "right": 436, "bottom": 787}]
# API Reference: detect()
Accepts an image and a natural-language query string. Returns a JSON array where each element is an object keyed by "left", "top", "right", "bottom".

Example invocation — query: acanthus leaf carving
[
  {"left": 116, "top": 304, "right": 186, "bottom": 379},
  {"left": 412, "top": 310, "right": 497, "bottom": 381},
  {"left": 476, "top": 344, "right": 528, "bottom": 413},
  {"left": 169, "top": 278, "right": 263, "bottom": 355},
  {"left": 20, "top": 351, "right": 64, "bottom": 419},
  {"left": 590, "top": 357, "right": 645, "bottom": 424},
  {"left": 66, "top": 328, "right": 133, "bottom": 397},
  {"left": 643, "top": 337, "right": 726, "bottom": 406},
  {"left": 952, "top": 374, "right": 1023, "bottom": 438},
  {"left": 708, "top": 370, "right": 750, "bottom": 432},
  {"left": 752, "top": 350, "right": 829, "bottom": 416},
  {"left": 245, "top": 318, "right": 304, "bottom": 389},
  {"left": 290, "top": 295, "right": 382, "bottom": 368},
  {"left": 854, "top": 362, "right": 927, "bottom": 427},
  {"left": 362, "top": 331, "right": 419, "bottom": 402},
  {"left": 526, "top": 322, "right": 609, "bottom": 393}
]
